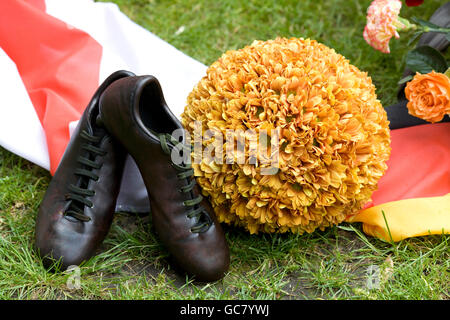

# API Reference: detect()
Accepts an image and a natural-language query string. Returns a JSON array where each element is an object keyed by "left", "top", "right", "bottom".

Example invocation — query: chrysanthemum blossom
[
  {"left": 363, "top": 0, "right": 405, "bottom": 53},
  {"left": 181, "top": 37, "right": 391, "bottom": 234}
]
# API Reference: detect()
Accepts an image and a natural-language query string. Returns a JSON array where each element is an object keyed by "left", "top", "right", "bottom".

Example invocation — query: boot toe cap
[{"left": 171, "top": 228, "right": 230, "bottom": 282}]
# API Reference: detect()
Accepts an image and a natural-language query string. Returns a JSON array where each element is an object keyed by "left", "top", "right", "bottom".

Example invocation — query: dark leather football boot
[
  {"left": 98, "top": 75, "right": 230, "bottom": 282},
  {"left": 35, "top": 70, "right": 135, "bottom": 270}
]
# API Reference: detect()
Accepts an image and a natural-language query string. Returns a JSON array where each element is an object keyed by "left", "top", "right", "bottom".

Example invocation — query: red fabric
[
  {"left": 367, "top": 122, "right": 450, "bottom": 208},
  {"left": 0, "top": 0, "right": 102, "bottom": 174}
]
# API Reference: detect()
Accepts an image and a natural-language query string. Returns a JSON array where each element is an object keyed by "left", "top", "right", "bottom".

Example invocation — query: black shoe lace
[
  {"left": 159, "top": 133, "right": 212, "bottom": 233},
  {"left": 64, "top": 129, "right": 106, "bottom": 222}
]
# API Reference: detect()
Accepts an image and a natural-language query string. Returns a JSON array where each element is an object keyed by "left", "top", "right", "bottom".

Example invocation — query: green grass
[{"left": 0, "top": 0, "right": 448, "bottom": 300}]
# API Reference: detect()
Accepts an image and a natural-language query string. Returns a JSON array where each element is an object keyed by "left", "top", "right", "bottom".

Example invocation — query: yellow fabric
[{"left": 346, "top": 194, "right": 450, "bottom": 242}]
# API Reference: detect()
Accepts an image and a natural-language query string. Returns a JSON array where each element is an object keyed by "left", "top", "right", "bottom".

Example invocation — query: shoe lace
[
  {"left": 64, "top": 129, "right": 107, "bottom": 222},
  {"left": 158, "top": 133, "right": 212, "bottom": 233}
]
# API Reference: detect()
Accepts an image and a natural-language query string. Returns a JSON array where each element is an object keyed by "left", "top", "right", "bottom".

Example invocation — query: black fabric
[{"left": 385, "top": 99, "right": 450, "bottom": 130}]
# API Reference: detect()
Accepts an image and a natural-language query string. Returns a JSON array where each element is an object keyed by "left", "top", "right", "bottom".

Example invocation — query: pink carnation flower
[{"left": 363, "top": 0, "right": 405, "bottom": 53}]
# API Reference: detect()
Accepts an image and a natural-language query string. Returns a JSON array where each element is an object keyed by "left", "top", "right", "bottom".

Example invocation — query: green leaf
[
  {"left": 445, "top": 68, "right": 450, "bottom": 79},
  {"left": 411, "top": 17, "right": 441, "bottom": 29},
  {"left": 407, "top": 31, "right": 424, "bottom": 46},
  {"left": 446, "top": 33, "right": 450, "bottom": 42},
  {"left": 397, "top": 75, "right": 413, "bottom": 85},
  {"left": 405, "top": 45, "right": 448, "bottom": 74}
]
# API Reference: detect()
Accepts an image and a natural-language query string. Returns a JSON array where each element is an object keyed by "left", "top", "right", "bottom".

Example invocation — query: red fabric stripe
[
  {"left": 368, "top": 122, "right": 450, "bottom": 207},
  {"left": 23, "top": 0, "right": 46, "bottom": 11},
  {"left": 0, "top": 0, "right": 102, "bottom": 174}
]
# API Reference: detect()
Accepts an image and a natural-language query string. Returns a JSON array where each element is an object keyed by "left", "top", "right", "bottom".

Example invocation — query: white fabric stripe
[{"left": 0, "top": 48, "right": 50, "bottom": 170}]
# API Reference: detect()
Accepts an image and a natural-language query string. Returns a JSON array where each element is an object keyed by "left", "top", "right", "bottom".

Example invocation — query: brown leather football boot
[
  {"left": 98, "top": 75, "right": 230, "bottom": 282},
  {"left": 35, "top": 70, "right": 135, "bottom": 270}
]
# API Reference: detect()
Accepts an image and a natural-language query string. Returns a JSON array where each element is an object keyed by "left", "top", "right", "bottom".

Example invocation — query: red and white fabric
[{"left": 0, "top": 0, "right": 206, "bottom": 212}]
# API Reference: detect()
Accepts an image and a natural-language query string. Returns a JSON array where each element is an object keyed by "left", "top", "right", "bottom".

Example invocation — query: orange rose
[{"left": 405, "top": 71, "right": 450, "bottom": 123}]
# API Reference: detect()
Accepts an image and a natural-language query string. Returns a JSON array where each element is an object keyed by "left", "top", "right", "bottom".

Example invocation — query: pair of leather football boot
[{"left": 34, "top": 70, "right": 229, "bottom": 282}]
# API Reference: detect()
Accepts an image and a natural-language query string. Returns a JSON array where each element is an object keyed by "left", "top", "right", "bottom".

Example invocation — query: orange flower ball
[
  {"left": 405, "top": 71, "right": 450, "bottom": 123},
  {"left": 181, "top": 37, "right": 391, "bottom": 234}
]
